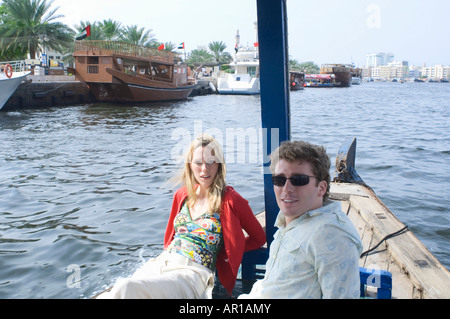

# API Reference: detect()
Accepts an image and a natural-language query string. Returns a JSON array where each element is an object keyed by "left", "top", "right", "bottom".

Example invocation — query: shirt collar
[{"left": 274, "top": 200, "right": 339, "bottom": 230}]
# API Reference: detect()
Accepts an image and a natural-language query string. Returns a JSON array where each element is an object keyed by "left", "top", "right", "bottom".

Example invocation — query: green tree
[
  {"left": 208, "top": 41, "right": 229, "bottom": 64},
  {"left": 119, "top": 25, "right": 156, "bottom": 47},
  {"left": 186, "top": 48, "right": 215, "bottom": 66},
  {"left": 289, "top": 58, "right": 302, "bottom": 71},
  {"left": 0, "top": 0, "right": 74, "bottom": 59},
  {"left": 99, "top": 19, "right": 123, "bottom": 41},
  {"left": 163, "top": 42, "right": 177, "bottom": 52},
  {"left": 299, "top": 61, "right": 320, "bottom": 74}
]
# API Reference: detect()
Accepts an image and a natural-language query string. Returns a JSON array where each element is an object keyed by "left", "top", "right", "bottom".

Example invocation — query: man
[{"left": 240, "top": 140, "right": 362, "bottom": 299}]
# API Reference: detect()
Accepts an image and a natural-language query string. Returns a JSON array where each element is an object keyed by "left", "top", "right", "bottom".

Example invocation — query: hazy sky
[{"left": 41, "top": 0, "right": 450, "bottom": 67}]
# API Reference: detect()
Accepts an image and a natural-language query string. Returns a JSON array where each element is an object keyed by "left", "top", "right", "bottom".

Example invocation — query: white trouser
[{"left": 97, "top": 251, "right": 215, "bottom": 299}]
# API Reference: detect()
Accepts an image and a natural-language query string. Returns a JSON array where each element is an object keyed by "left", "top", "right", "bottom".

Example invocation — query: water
[{"left": 0, "top": 82, "right": 449, "bottom": 299}]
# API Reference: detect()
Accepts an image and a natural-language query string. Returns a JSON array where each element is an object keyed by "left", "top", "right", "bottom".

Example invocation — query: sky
[{"left": 7, "top": 0, "right": 449, "bottom": 67}]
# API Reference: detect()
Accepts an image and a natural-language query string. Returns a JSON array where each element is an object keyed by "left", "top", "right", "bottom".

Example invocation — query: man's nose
[{"left": 282, "top": 178, "right": 295, "bottom": 192}]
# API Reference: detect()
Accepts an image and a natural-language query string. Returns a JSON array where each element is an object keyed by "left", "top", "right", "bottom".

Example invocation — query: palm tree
[
  {"left": 299, "top": 61, "right": 320, "bottom": 74},
  {"left": 0, "top": 0, "right": 74, "bottom": 59},
  {"left": 120, "top": 25, "right": 156, "bottom": 47},
  {"left": 186, "top": 48, "right": 215, "bottom": 65},
  {"left": 99, "top": 19, "right": 122, "bottom": 41},
  {"left": 163, "top": 42, "right": 177, "bottom": 52},
  {"left": 208, "top": 41, "right": 231, "bottom": 65}
]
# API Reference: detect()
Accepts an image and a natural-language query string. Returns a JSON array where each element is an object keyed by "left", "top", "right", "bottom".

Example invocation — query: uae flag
[
  {"left": 178, "top": 42, "right": 185, "bottom": 49},
  {"left": 76, "top": 25, "right": 91, "bottom": 40}
]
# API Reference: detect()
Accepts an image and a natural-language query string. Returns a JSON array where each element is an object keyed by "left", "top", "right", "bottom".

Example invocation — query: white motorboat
[
  {"left": 0, "top": 61, "right": 30, "bottom": 110},
  {"left": 217, "top": 29, "right": 260, "bottom": 95},
  {"left": 351, "top": 76, "right": 362, "bottom": 85}
]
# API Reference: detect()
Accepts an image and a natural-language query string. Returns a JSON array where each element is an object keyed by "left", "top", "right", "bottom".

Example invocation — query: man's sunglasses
[{"left": 271, "top": 175, "right": 316, "bottom": 187}]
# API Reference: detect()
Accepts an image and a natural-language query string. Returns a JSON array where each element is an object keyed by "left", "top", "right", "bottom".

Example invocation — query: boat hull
[
  {"left": 320, "top": 65, "right": 352, "bottom": 87},
  {"left": 0, "top": 72, "right": 29, "bottom": 110},
  {"left": 217, "top": 74, "right": 260, "bottom": 95},
  {"left": 351, "top": 77, "right": 362, "bottom": 85},
  {"left": 87, "top": 81, "right": 195, "bottom": 103}
]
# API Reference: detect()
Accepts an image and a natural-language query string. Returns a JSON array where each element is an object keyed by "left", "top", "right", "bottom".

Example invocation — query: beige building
[{"left": 421, "top": 65, "right": 450, "bottom": 80}]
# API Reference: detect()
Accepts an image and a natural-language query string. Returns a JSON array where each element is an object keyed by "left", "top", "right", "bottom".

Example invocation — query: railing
[
  {"left": 74, "top": 40, "right": 177, "bottom": 63},
  {"left": 0, "top": 60, "right": 27, "bottom": 74}
]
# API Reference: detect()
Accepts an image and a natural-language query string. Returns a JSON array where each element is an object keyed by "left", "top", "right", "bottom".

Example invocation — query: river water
[{"left": 0, "top": 82, "right": 449, "bottom": 299}]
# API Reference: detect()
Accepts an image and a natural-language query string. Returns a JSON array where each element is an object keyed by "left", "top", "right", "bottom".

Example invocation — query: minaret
[{"left": 235, "top": 29, "right": 240, "bottom": 53}]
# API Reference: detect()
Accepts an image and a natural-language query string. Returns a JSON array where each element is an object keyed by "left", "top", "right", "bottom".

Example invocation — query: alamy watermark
[
  {"left": 66, "top": 264, "right": 81, "bottom": 289},
  {"left": 366, "top": 3, "right": 382, "bottom": 29},
  {"left": 170, "top": 120, "right": 281, "bottom": 174}
]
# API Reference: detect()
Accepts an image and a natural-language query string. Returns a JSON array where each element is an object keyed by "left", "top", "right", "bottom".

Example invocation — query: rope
[{"left": 360, "top": 225, "right": 409, "bottom": 258}]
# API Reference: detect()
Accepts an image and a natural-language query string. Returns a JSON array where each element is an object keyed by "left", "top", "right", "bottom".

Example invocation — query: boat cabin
[
  {"left": 73, "top": 41, "right": 190, "bottom": 87},
  {"left": 305, "top": 74, "right": 336, "bottom": 87}
]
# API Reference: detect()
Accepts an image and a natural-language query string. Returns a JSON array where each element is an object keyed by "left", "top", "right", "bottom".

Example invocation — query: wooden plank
[
  {"left": 340, "top": 200, "right": 414, "bottom": 298},
  {"left": 349, "top": 186, "right": 450, "bottom": 299}
]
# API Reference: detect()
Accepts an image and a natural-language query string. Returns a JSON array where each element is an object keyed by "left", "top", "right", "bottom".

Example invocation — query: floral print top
[{"left": 167, "top": 201, "right": 223, "bottom": 270}]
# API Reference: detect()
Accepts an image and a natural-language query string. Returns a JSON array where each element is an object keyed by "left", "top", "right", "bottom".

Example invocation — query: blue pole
[
  {"left": 257, "top": 0, "right": 291, "bottom": 246},
  {"left": 240, "top": 0, "right": 291, "bottom": 281}
]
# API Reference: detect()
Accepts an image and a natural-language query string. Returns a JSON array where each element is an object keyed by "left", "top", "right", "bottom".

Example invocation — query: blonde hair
[{"left": 175, "top": 133, "right": 227, "bottom": 214}]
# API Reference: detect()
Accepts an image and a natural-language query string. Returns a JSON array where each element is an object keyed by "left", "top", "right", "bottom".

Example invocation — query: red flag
[
  {"left": 158, "top": 43, "right": 165, "bottom": 50},
  {"left": 254, "top": 42, "right": 259, "bottom": 48}
]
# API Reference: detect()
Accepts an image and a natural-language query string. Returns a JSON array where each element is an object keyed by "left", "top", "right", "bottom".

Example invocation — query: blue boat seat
[{"left": 359, "top": 267, "right": 392, "bottom": 299}]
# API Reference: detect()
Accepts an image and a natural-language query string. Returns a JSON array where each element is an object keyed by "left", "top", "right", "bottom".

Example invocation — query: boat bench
[{"left": 241, "top": 250, "right": 393, "bottom": 299}]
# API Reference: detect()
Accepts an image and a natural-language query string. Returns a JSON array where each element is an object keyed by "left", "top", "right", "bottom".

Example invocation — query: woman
[{"left": 99, "top": 133, "right": 266, "bottom": 298}]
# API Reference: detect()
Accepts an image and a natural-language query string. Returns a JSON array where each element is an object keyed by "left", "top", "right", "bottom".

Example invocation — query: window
[
  {"left": 87, "top": 56, "right": 99, "bottom": 64},
  {"left": 87, "top": 65, "right": 99, "bottom": 74}
]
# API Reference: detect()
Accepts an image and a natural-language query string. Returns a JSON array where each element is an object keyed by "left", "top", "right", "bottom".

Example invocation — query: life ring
[{"left": 4, "top": 64, "right": 13, "bottom": 78}]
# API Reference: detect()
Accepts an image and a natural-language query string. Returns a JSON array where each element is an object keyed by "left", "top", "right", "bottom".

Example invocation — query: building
[
  {"left": 421, "top": 65, "right": 450, "bottom": 80},
  {"left": 408, "top": 66, "right": 421, "bottom": 79},
  {"left": 365, "top": 61, "right": 408, "bottom": 80},
  {"left": 366, "top": 53, "right": 395, "bottom": 67}
]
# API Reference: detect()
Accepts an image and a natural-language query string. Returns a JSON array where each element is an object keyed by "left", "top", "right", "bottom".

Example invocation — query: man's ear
[{"left": 318, "top": 181, "right": 327, "bottom": 198}]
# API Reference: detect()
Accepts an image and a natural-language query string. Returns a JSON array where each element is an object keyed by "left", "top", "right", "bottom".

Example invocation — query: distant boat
[
  {"left": 217, "top": 45, "right": 260, "bottom": 95},
  {"left": 304, "top": 74, "right": 337, "bottom": 87},
  {"left": 72, "top": 41, "right": 195, "bottom": 103},
  {"left": 320, "top": 64, "right": 353, "bottom": 87},
  {"left": 0, "top": 61, "right": 30, "bottom": 110},
  {"left": 289, "top": 71, "right": 305, "bottom": 91},
  {"left": 351, "top": 66, "right": 362, "bottom": 85},
  {"left": 351, "top": 77, "right": 362, "bottom": 85}
]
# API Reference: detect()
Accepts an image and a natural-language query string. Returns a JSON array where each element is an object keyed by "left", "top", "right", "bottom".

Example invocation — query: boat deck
[{"left": 332, "top": 182, "right": 450, "bottom": 299}]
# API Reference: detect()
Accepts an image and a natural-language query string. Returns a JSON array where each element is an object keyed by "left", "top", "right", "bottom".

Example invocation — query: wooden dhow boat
[
  {"left": 320, "top": 63, "right": 352, "bottom": 87},
  {"left": 72, "top": 41, "right": 196, "bottom": 103}
]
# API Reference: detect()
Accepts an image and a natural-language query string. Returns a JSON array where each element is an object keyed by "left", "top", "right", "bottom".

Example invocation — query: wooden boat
[
  {"left": 72, "top": 41, "right": 196, "bottom": 103},
  {"left": 289, "top": 71, "right": 305, "bottom": 91},
  {"left": 240, "top": 138, "right": 450, "bottom": 299},
  {"left": 320, "top": 63, "right": 352, "bottom": 87}
]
